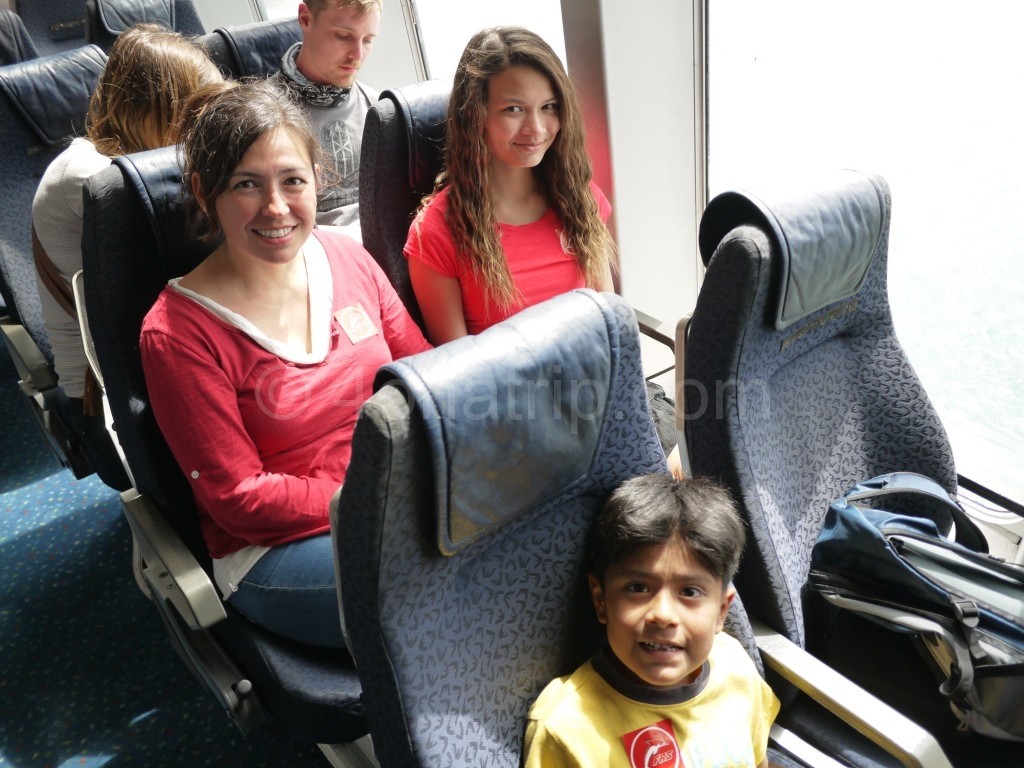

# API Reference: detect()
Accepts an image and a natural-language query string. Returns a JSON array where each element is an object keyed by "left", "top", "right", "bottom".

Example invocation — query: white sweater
[{"left": 32, "top": 137, "right": 110, "bottom": 398}]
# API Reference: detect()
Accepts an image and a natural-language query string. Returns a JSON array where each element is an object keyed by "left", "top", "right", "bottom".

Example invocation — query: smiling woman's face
[{"left": 206, "top": 127, "right": 318, "bottom": 266}]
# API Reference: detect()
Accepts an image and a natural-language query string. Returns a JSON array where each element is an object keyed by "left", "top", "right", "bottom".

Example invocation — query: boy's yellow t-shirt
[{"left": 524, "top": 633, "right": 780, "bottom": 768}]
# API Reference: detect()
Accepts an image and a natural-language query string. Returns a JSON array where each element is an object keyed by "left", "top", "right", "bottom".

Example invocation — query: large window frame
[{"left": 704, "top": 1, "right": 1024, "bottom": 528}]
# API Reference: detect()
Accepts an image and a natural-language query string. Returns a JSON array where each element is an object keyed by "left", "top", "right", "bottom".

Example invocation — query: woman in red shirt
[
  {"left": 403, "top": 26, "right": 616, "bottom": 344},
  {"left": 141, "top": 79, "right": 430, "bottom": 650},
  {"left": 403, "top": 26, "right": 681, "bottom": 475}
]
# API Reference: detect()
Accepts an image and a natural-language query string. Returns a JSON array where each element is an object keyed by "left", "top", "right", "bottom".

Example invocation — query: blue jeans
[{"left": 227, "top": 534, "right": 348, "bottom": 650}]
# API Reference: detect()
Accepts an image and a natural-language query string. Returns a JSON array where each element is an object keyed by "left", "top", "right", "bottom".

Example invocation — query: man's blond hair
[{"left": 303, "top": 0, "right": 381, "bottom": 14}]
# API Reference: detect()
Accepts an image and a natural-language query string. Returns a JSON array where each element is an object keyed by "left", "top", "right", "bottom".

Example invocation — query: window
[
  {"left": 412, "top": 0, "right": 565, "bottom": 81},
  {"left": 707, "top": 1, "right": 1024, "bottom": 506}
]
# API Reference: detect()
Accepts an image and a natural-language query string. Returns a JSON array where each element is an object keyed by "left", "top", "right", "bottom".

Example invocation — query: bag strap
[
  {"left": 845, "top": 472, "right": 990, "bottom": 553},
  {"left": 32, "top": 224, "right": 77, "bottom": 319}
]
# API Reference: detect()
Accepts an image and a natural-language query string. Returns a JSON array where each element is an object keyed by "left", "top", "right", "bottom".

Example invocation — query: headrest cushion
[
  {"left": 382, "top": 80, "right": 449, "bottom": 195},
  {"left": 93, "top": 0, "right": 173, "bottom": 34},
  {"left": 113, "top": 146, "right": 219, "bottom": 279},
  {"left": 217, "top": 18, "right": 300, "bottom": 78},
  {"left": 0, "top": 45, "right": 105, "bottom": 147},
  {"left": 699, "top": 170, "right": 887, "bottom": 330},
  {"left": 376, "top": 289, "right": 619, "bottom": 556}
]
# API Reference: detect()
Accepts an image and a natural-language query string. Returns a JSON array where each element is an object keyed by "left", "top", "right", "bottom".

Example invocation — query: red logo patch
[{"left": 621, "top": 719, "right": 682, "bottom": 768}]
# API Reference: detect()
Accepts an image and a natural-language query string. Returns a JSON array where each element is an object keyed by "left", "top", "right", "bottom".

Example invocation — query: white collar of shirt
[{"left": 168, "top": 235, "right": 333, "bottom": 364}]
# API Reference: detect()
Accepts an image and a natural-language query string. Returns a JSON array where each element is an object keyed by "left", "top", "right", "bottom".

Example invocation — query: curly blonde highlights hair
[
  {"left": 426, "top": 26, "right": 615, "bottom": 310},
  {"left": 86, "top": 23, "right": 222, "bottom": 157}
]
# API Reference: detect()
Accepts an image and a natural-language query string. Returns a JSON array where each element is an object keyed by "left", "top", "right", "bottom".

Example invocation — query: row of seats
[
  {"left": 0, "top": 43, "right": 105, "bottom": 478},
  {"left": 0, "top": 14, "right": 301, "bottom": 485},
  {"left": 0, "top": 1, "right": 295, "bottom": 73},
  {"left": 0, "top": 14, "right": 997, "bottom": 768},
  {"left": 0, "top": 0, "right": 204, "bottom": 61}
]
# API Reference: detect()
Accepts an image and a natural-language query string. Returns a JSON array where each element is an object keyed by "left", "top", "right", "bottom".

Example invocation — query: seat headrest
[
  {"left": 0, "top": 10, "right": 40, "bottom": 65},
  {"left": 112, "top": 145, "right": 219, "bottom": 278},
  {"left": 376, "top": 289, "right": 622, "bottom": 556},
  {"left": 0, "top": 44, "right": 105, "bottom": 146},
  {"left": 216, "top": 18, "right": 300, "bottom": 78},
  {"left": 92, "top": 0, "right": 173, "bottom": 34},
  {"left": 381, "top": 80, "right": 449, "bottom": 194},
  {"left": 698, "top": 170, "right": 887, "bottom": 330}
]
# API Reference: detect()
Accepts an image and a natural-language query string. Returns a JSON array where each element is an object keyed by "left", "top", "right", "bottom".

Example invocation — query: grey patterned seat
[
  {"left": 333, "top": 288, "right": 669, "bottom": 767},
  {"left": 687, "top": 170, "right": 957, "bottom": 648},
  {"left": 685, "top": 170, "right": 1016, "bottom": 765},
  {"left": 0, "top": 44, "right": 105, "bottom": 479},
  {"left": 198, "top": 18, "right": 301, "bottom": 80},
  {"left": 80, "top": 147, "right": 372, "bottom": 763}
]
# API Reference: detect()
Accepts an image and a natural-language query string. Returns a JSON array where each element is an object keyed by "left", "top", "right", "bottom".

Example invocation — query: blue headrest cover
[
  {"left": 698, "top": 170, "right": 886, "bottom": 330},
  {"left": 0, "top": 10, "right": 40, "bottom": 65},
  {"left": 217, "top": 18, "right": 301, "bottom": 77},
  {"left": 0, "top": 45, "right": 105, "bottom": 146},
  {"left": 94, "top": 0, "right": 173, "bottom": 34},
  {"left": 376, "top": 289, "right": 618, "bottom": 556},
  {"left": 381, "top": 80, "right": 449, "bottom": 194},
  {"left": 113, "top": 145, "right": 219, "bottom": 278}
]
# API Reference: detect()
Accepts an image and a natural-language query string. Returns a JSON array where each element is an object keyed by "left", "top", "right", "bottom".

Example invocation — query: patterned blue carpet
[{"left": 0, "top": 335, "right": 326, "bottom": 767}]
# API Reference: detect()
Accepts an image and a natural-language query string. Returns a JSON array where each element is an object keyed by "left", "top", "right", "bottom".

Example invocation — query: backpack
[{"left": 809, "top": 472, "right": 1024, "bottom": 741}]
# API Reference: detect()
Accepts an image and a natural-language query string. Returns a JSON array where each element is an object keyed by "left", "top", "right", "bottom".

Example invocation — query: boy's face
[{"left": 589, "top": 537, "right": 734, "bottom": 690}]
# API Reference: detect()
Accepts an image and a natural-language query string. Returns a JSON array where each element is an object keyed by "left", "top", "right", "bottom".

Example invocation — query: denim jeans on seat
[{"left": 228, "top": 533, "right": 348, "bottom": 651}]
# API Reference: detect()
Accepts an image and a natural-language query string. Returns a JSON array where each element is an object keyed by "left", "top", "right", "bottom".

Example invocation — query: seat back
[
  {"left": 359, "top": 79, "right": 449, "bottom": 328},
  {"left": 0, "top": 9, "right": 40, "bottom": 65},
  {"left": 82, "top": 146, "right": 210, "bottom": 545},
  {"left": 199, "top": 18, "right": 301, "bottom": 79},
  {"left": 81, "top": 146, "right": 367, "bottom": 744},
  {"left": 86, "top": 0, "right": 206, "bottom": 52},
  {"left": 0, "top": 44, "right": 106, "bottom": 355},
  {"left": 335, "top": 289, "right": 671, "bottom": 766},
  {"left": 11, "top": 0, "right": 87, "bottom": 56},
  {"left": 685, "top": 170, "right": 956, "bottom": 647}
]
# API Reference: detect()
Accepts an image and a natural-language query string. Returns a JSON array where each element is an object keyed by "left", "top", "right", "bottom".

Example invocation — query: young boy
[{"left": 523, "top": 474, "right": 779, "bottom": 767}]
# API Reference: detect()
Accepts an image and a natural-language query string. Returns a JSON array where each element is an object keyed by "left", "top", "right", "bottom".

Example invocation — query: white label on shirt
[{"left": 335, "top": 303, "right": 379, "bottom": 343}]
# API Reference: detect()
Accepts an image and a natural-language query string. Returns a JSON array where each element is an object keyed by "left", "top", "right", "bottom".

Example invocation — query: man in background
[{"left": 275, "top": 0, "right": 381, "bottom": 234}]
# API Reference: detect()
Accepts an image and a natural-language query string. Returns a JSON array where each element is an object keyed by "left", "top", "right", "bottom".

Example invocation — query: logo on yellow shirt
[{"left": 622, "top": 719, "right": 681, "bottom": 768}]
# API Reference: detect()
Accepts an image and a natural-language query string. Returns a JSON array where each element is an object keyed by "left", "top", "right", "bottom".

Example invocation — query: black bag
[{"left": 809, "top": 472, "right": 1024, "bottom": 741}]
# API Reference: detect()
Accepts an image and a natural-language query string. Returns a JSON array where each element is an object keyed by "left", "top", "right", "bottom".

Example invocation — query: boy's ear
[
  {"left": 588, "top": 574, "right": 608, "bottom": 625},
  {"left": 715, "top": 583, "right": 736, "bottom": 633}
]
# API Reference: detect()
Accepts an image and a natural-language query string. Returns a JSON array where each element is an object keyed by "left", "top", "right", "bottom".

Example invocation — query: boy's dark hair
[{"left": 590, "top": 474, "right": 746, "bottom": 586}]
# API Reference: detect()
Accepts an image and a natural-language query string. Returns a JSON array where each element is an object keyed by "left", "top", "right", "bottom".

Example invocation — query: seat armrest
[
  {"left": 0, "top": 317, "right": 58, "bottom": 392},
  {"left": 120, "top": 487, "right": 226, "bottom": 629},
  {"left": 71, "top": 269, "right": 104, "bottom": 388},
  {"left": 751, "top": 617, "right": 954, "bottom": 768},
  {"left": 634, "top": 307, "right": 675, "bottom": 352}
]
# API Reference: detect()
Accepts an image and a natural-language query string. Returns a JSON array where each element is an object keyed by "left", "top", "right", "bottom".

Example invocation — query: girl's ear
[
  {"left": 715, "top": 584, "right": 737, "bottom": 633},
  {"left": 588, "top": 573, "right": 608, "bottom": 625}
]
